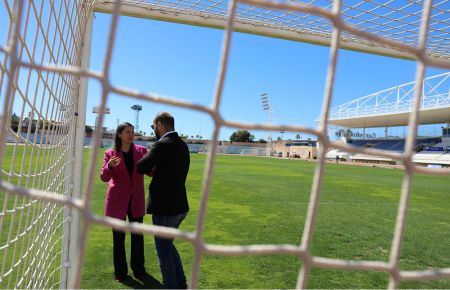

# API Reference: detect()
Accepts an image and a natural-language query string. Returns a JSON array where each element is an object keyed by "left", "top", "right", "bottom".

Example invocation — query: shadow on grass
[{"left": 120, "top": 273, "right": 163, "bottom": 289}]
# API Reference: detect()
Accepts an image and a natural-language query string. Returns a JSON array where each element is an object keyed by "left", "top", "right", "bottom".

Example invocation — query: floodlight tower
[
  {"left": 131, "top": 104, "right": 142, "bottom": 132},
  {"left": 261, "top": 93, "right": 273, "bottom": 154}
]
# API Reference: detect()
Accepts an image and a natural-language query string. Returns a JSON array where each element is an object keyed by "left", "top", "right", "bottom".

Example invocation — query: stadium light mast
[
  {"left": 261, "top": 93, "right": 273, "bottom": 155},
  {"left": 92, "top": 106, "right": 110, "bottom": 134},
  {"left": 131, "top": 104, "right": 142, "bottom": 132}
]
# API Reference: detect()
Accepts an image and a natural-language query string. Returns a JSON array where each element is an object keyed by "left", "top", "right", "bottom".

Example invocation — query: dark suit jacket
[{"left": 137, "top": 132, "right": 190, "bottom": 215}]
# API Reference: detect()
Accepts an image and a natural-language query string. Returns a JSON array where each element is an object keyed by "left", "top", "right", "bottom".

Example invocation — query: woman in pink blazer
[{"left": 100, "top": 122, "right": 148, "bottom": 282}]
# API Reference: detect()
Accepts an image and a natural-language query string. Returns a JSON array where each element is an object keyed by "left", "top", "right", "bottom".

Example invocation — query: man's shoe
[{"left": 133, "top": 271, "right": 149, "bottom": 280}]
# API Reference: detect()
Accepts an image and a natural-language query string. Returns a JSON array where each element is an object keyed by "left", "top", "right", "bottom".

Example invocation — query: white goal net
[
  {"left": 0, "top": 1, "right": 94, "bottom": 288},
  {"left": 1, "top": 0, "right": 449, "bottom": 289}
]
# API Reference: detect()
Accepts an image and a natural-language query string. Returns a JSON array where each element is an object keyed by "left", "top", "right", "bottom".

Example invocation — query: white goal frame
[{"left": 1, "top": 0, "right": 450, "bottom": 289}]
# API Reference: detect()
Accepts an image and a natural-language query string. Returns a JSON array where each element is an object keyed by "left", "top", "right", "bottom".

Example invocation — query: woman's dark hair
[{"left": 114, "top": 122, "right": 134, "bottom": 152}]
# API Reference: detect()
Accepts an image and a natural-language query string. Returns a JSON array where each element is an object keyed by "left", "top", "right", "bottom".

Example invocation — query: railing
[
  {"left": 330, "top": 93, "right": 450, "bottom": 120},
  {"left": 330, "top": 72, "right": 450, "bottom": 120}
]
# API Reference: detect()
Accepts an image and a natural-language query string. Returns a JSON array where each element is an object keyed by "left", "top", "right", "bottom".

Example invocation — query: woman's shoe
[{"left": 114, "top": 274, "right": 130, "bottom": 282}]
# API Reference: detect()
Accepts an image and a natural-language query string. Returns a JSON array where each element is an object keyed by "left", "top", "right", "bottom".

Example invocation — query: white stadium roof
[
  {"left": 328, "top": 106, "right": 450, "bottom": 128},
  {"left": 328, "top": 72, "right": 450, "bottom": 128}
]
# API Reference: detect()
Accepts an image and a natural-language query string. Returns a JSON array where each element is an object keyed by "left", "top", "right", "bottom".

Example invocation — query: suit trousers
[
  {"left": 112, "top": 200, "right": 146, "bottom": 279},
  {"left": 152, "top": 213, "right": 188, "bottom": 289}
]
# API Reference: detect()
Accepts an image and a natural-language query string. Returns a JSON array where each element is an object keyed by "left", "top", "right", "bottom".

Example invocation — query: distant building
[{"left": 272, "top": 140, "right": 318, "bottom": 159}]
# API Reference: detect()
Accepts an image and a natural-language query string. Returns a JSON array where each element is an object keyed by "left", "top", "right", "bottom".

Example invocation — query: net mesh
[
  {"left": 0, "top": 0, "right": 449, "bottom": 289},
  {"left": 96, "top": 0, "right": 450, "bottom": 60},
  {"left": 0, "top": 0, "right": 94, "bottom": 288}
]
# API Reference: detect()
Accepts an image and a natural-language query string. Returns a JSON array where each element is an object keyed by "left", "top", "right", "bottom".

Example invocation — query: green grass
[
  {"left": 2, "top": 146, "right": 450, "bottom": 288},
  {"left": 0, "top": 144, "right": 68, "bottom": 289}
]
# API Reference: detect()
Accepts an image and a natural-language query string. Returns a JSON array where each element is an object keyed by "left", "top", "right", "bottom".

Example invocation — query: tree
[
  {"left": 257, "top": 139, "right": 267, "bottom": 143},
  {"left": 295, "top": 133, "right": 301, "bottom": 140},
  {"left": 37, "top": 119, "right": 44, "bottom": 129},
  {"left": 10, "top": 113, "right": 19, "bottom": 132},
  {"left": 85, "top": 125, "right": 93, "bottom": 136},
  {"left": 229, "top": 130, "right": 254, "bottom": 142},
  {"left": 11, "top": 113, "right": 19, "bottom": 125}
]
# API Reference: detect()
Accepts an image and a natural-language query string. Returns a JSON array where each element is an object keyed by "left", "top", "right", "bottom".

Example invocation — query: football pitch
[
  {"left": 82, "top": 151, "right": 449, "bottom": 289},
  {"left": 1, "top": 146, "right": 448, "bottom": 288}
]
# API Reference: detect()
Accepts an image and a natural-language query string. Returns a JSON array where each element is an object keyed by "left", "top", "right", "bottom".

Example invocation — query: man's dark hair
[{"left": 154, "top": 112, "right": 175, "bottom": 130}]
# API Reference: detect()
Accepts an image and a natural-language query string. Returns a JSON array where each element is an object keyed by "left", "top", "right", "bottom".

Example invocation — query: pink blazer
[{"left": 100, "top": 144, "right": 148, "bottom": 219}]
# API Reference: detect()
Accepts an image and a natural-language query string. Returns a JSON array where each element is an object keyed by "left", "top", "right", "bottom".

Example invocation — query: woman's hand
[{"left": 108, "top": 156, "right": 121, "bottom": 168}]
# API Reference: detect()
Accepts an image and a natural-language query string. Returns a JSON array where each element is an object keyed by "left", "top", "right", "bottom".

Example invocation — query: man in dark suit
[{"left": 137, "top": 112, "right": 190, "bottom": 289}]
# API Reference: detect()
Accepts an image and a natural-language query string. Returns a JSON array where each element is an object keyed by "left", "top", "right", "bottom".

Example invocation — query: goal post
[
  {"left": 64, "top": 9, "right": 94, "bottom": 290},
  {"left": 93, "top": 0, "right": 450, "bottom": 61},
  {"left": 0, "top": 1, "right": 95, "bottom": 288}
]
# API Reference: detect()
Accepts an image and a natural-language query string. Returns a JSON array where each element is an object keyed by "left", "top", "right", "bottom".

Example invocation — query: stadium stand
[
  {"left": 346, "top": 137, "right": 441, "bottom": 152},
  {"left": 327, "top": 137, "right": 447, "bottom": 165}
]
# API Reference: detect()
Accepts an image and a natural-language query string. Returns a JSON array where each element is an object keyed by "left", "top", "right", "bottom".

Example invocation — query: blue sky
[
  {"left": 1, "top": 6, "right": 447, "bottom": 141},
  {"left": 87, "top": 12, "right": 447, "bottom": 141}
]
